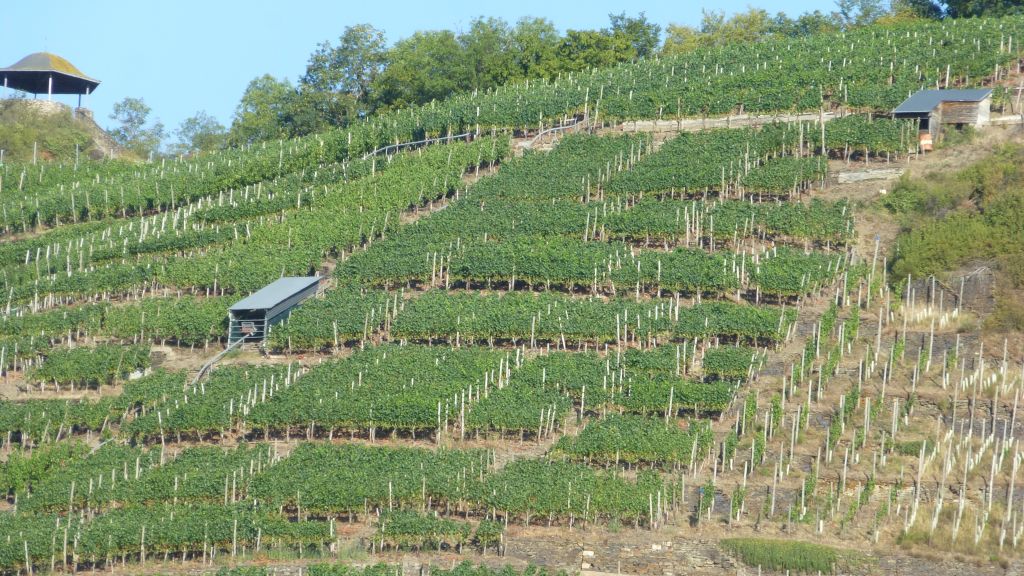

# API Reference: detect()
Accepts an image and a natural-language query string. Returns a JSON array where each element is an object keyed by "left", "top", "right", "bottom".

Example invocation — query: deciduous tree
[
  {"left": 511, "top": 17, "right": 561, "bottom": 79},
  {"left": 558, "top": 30, "right": 635, "bottom": 72},
  {"left": 228, "top": 75, "right": 294, "bottom": 145},
  {"left": 371, "top": 31, "right": 468, "bottom": 109},
  {"left": 108, "top": 97, "right": 164, "bottom": 159},
  {"left": 302, "top": 24, "right": 387, "bottom": 109},
  {"left": 607, "top": 12, "right": 662, "bottom": 58},
  {"left": 460, "top": 17, "right": 519, "bottom": 91},
  {"left": 172, "top": 111, "right": 226, "bottom": 155}
]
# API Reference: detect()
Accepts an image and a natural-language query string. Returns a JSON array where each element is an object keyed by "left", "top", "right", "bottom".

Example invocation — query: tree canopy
[
  {"left": 108, "top": 97, "right": 164, "bottom": 159},
  {"left": 171, "top": 111, "right": 226, "bottom": 155},
  {"left": 228, "top": 75, "right": 295, "bottom": 146},
  {"left": 109, "top": 3, "right": 1024, "bottom": 156}
]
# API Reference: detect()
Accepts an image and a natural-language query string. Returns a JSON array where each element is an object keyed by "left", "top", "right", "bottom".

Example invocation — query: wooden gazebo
[{"left": 0, "top": 52, "right": 100, "bottom": 107}]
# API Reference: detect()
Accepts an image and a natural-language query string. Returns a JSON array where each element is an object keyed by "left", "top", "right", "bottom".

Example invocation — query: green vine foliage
[{"left": 28, "top": 344, "right": 150, "bottom": 388}]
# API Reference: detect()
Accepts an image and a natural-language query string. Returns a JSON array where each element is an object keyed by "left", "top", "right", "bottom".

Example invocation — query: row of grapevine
[
  {"left": 390, "top": 291, "right": 793, "bottom": 347},
  {"left": 0, "top": 138, "right": 507, "bottom": 306},
  {"left": 602, "top": 198, "right": 853, "bottom": 245},
  {"left": 15, "top": 443, "right": 273, "bottom": 513},
  {"left": 0, "top": 159, "right": 373, "bottom": 277},
  {"left": 0, "top": 503, "right": 329, "bottom": 572},
  {"left": 1, "top": 131, "right": 365, "bottom": 229},
  {"left": 553, "top": 414, "right": 713, "bottom": 466},
  {"left": 251, "top": 442, "right": 676, "bottom": 527},
  {"left": 230, "top": 562, "right": 566, "bottom": 576},
  {"left": 0, "top": 296, "right": 231, "bottom": 374},
  {"left": 441, "top": 239, "right": 844, "bottom": 298},
  {"left": 27, "top": 344, "right": 149, "bottom": 388},
  {"left": 0, "top": 371, "right": 184, "bottom": 443},
  {"left": 246, "top": 345, "right": 504, "bottom": 436},
  {"left": 606, "top": 118, "right": 908, "bottom": 198},
  {"left": 607, "top": 126, "right": 806, "bottom": 196},
  {"left": 3, "top": 335, "right": 768, "bottom": 447},
  {"left": 5, "top": 14, "right": 1016, "bottom": 230}
]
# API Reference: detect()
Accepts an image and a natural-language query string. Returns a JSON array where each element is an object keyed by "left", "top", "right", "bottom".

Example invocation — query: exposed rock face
[{"left": 73, "top": 106, "right": 124, "bottom": 158}]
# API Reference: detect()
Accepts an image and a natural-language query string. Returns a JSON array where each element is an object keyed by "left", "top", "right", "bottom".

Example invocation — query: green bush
[
  {"left": 308, "top": 564, "right": 403, "bottom": 576},
  {"left": 215, "top": 568, "right": 270, "bottom": 576},
  {"left": 936, "top": 125, "right": 976, "bottom": 149},
  {"left": 377, "top": 510, "right": 471, "bottom": 550},
  {"left": 887, "top": 144, "right": 1024, "bottom": 282},
  {"left": 307, "top": 563, "right": 565, "bottom": 576}
]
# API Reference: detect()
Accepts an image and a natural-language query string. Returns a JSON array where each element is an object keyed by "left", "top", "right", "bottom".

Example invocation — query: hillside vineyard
[{"left": 1, "top": 14, "right": 1024, "bottom": 576}]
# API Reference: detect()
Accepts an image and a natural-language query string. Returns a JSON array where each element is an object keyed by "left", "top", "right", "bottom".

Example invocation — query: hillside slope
[
  {"left": 0, "top": 99, "right": 124, "bottom": 162},
  {"left": 1, "top": 14, "right": 1024, "bottom": 576}
]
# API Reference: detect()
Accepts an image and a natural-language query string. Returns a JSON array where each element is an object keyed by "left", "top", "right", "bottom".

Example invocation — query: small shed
[
  {"left": 228, "top": 276, "right": 321, "bottom": 344},
  {"left": 893, "top": 88, "right": 992, "bottom": 148}
]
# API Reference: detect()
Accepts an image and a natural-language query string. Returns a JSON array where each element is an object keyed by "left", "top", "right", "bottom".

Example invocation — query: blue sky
[{"left": 1, "top": 0, "right": 826, "bottom": 140}]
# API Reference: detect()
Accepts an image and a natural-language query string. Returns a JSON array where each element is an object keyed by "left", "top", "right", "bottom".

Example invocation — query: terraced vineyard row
[
  {"left": 0, "top": 138, "right": 506, "bottom": 308},
  {"left": 0, "top": 337, "right": 767, "bottom": 446},
  {"left": 4, "top": 14, "right": 1023, "bottom": 575},
  {"left": 3, "top": 15, "right": 1015, "bottom": 231}
]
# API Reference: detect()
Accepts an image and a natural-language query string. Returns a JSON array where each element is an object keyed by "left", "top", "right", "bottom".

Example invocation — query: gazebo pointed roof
[{"left": 0, "top": 52, "right": 100, "bottom": 95}]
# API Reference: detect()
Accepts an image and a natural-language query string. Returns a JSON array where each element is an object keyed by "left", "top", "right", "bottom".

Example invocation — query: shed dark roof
[
  {"left": 893, "top": 89, "right": 992, "bottom": 115},
  {"left": 230, "top": 276, "right": 321, "bottom": 312},
  {"left": 0, "top": 52, "right": 100, "bottom": 95}
]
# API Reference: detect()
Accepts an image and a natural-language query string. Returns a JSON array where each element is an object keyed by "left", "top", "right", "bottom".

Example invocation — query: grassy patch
[
  {"left": 894, "top": 438, "right": 932, "bottom": 457},
  {"left": 936, "top": 125, "right": 977, "bottom": 150},
  {"left": 720, "top": 538, "right": 863, "bottom": 574}
]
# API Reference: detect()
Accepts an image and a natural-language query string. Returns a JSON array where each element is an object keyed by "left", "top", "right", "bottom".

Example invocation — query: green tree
[
  {"left": 768, "top": 10, "right": 839, "bottom": 37},
  {"left": 108, "top": 97, "right": 165, "bottom": 159},
  {"left": 890, "top": 0, "right": 944, "bottom": 18},
  {"left": 707, "top": 8, "right": 773, "bottom": 44},
  {"left": 295, "top": 25, "right": 385, "bottom": 131},
  {"left": 371, "top": 31, "right": 468, "bottom": 109},
  {"left": 460, "top": 17, "right": 519, "bottom": 90},
  {"left": 302, "top": 23, "right": 387, "bottom": 113},
  {"left": 663, "top": 8, "right": 783, "bottom": 55},
  {"left": 557, "top": 29, "right": 635, "bottom": 72},
  {"left": 833, "top": 0, "right": 888, "bottom": 27},
  {"left": 228, "top": 74, "right": 294, "bottom": 145},
  {"left": 607, "top": 12, "right": 662, "bottom": 58},
  {"left": 171, "top": 111, "right": 226, "bottom": 155},
  {"left": 941, "top": 0, "right": 1024, "bottom": 16},
  {"left": 661, "top": 24, "right": 705, "bottom": 55},
  {"left": 291, "top": 85, "right": 358, "bottom": 133},
  {"left": 511, "top": 17, "right": 561, "bottom": 79}
]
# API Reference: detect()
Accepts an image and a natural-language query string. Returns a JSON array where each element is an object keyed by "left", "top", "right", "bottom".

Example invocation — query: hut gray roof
[
  {"left": 893, "top": 89, "right": 992, "bottom": 115},
  {"left": 230, "top": 277, "right": 322, "bottom": 312}
]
